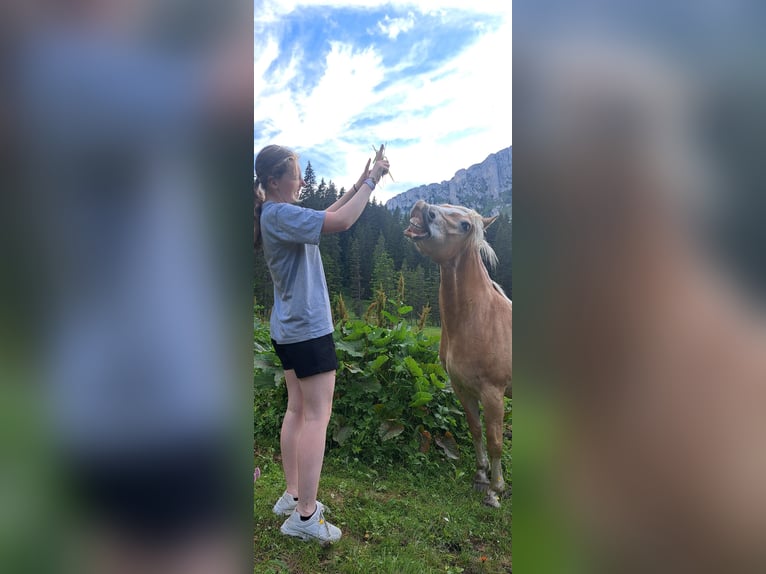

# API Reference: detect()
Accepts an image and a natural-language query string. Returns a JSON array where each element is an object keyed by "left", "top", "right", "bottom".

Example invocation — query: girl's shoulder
[
  {"left": 262, "top": 201, "right": 307, "bottom": 214},
  {"left": 262, "top": 202, "right": 317, "bottom": 224}
]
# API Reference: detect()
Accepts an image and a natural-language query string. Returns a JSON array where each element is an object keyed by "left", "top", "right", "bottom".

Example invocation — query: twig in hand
[{"left": 372, "top": 143, "right": 394, "bottom": 182}]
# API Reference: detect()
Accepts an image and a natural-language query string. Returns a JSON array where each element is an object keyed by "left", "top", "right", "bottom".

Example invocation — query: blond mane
[{"left": 464, "top": 209, "right": 499, "bottom": 270}]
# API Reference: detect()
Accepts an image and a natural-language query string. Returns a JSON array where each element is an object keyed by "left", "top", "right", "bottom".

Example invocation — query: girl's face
[{"left": 271, "top": 158, "right": 305, "bottom": 203}]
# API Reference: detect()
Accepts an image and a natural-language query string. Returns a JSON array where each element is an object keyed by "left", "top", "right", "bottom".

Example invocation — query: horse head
[{"left": 404, "top": 200, "right": 498, "bottom": 268}]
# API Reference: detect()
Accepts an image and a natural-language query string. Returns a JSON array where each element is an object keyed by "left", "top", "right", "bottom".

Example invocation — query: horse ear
[{"left": 482, "top": 215, "right": 498, "bottom": 229}]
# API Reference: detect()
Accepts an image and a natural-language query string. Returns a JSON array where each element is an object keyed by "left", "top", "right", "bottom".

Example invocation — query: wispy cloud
[{"left": 254, "top": 1, "right": 511, "bottom": 203}]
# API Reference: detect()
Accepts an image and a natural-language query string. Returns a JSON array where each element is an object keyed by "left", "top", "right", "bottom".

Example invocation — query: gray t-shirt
[{"left": 260, "top": 201, "right": 334, "bottom": 344}]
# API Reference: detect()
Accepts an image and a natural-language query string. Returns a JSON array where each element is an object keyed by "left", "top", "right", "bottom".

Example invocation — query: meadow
[
  {"left": 254, "top": 445, "right": 511, "bottom": 574},
  {"left": 254, "top": 300, "right": 511, "bottom": 573}
]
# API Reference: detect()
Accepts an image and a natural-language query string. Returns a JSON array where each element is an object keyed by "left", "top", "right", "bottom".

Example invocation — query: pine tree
[
  {"left": 487, "top": 214, "right": 512, "bottom": 298},
  {"left": 370, "top": 234, "right": 396, "bottom": 298},
  {"left": 401, "top": 263, "right": 427, "bottom": 322},
  {"left": 300, "top": 162, "right": 317, "bottom": 202},
  {"left": 320, "top": 233, "right": 342, "bottom": 296},
  {"left": 316, "top": 178, "right": 327, "bottom": 202},
  {"left": 326, "top": 181, "right": 338, "bottom": 205},
  {"left": 253, "top": 250, "right": 273, "bottom": 310},
  {"left": 347, "top": 236, "right": 362, "bottom": 306},
  {"left": 424, "top": 266, "right": 441, "bottom": 325}
]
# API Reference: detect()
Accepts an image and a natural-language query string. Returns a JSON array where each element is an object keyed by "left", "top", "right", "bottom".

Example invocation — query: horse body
[{"left": 405, "top": 200, "right": 512, "bottom": 506}]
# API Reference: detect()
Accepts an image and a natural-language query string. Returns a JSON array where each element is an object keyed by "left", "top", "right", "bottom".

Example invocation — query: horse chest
[
  {"left": 442, "top": 331, "right": 489, "bottom": 382},
  {"left": 442, "top": 325, "right": 511, "bottom": 389}
]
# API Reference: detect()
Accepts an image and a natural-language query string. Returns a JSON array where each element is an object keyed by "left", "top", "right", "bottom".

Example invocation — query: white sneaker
[
  {"left": 280, "top": 502, "right": 342, "bottom": 545},
  {"left": 272, "top": 491, "right": 298, "bottom": 516}
]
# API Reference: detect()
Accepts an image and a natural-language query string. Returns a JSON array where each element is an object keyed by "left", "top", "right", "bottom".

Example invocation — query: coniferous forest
[{"left": 254, "top": 162, "right": 512, "bottom": 325}]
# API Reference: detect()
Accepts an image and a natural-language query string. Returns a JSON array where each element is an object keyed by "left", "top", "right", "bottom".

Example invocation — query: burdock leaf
[
  {"left": 378, "top": 421, "right": 405, "bottom": 441},
  {"left": 435, "top": 433, "right": 460, "bottom": 460}
]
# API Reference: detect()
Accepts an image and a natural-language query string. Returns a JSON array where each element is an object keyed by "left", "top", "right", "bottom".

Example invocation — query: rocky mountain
[{"left": 385, "top": 146, "right": 512, "bottom": 217}]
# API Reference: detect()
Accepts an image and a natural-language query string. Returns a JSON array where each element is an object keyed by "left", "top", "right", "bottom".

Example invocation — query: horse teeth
[{"left": 410, "top": 218, "right": 423, "bottom": 229}]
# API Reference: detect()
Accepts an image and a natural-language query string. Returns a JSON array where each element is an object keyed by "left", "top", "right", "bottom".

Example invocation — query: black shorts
[
  {"left": 65, "top": 439, "right": 240, "bottom": 547},
  {"left": 271, "top": 333, "right": 338, "bottom": 379}
]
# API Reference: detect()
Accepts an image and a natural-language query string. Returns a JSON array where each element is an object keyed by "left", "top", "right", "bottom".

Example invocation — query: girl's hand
[
  {"left": 355, "top": 158, "right": 372, "bottom": 191},
  {"left": 370, "top": 159, "right": 390, "bottom": 184}
]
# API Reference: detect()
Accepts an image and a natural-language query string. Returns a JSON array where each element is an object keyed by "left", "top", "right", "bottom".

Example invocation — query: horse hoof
[
  {"left": 483, "top": 493, "right": 501, "bottom": 508},
  {"left": 473, "top": 480, "right": 490, "bottom": 492}
]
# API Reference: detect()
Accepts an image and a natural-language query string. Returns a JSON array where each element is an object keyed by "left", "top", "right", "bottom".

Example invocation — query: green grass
[
  {"left": 420, "top": 326, "right": 442, "bottom": 339},
  {"left": 254, "top": 448, "right": 511, "bottom": 574}
]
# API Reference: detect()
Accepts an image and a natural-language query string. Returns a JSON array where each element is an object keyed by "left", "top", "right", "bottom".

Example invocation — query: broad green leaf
[
  {"left": 372, "top": 333, "right": 393, "bottom": 347},
  {"left": 333, "top": 426, "right": 352, "bottom": 445},
  {"left": 378, "top": 421, "right": 405, "bottom": 441},
  {"left": 404, "top": 356, "right": 424, "bottom": 378},
  {"left": 357, "top": 378, "right": 382, "bottom": 393},
  {"left": 435, "top": 432, "right": 461, "bottom": 460},
  {"left": 343, "top": 362, "right": 364, "bottom": 374},
  {"left": 369, "top": 355, "right": 389, "bottom": 372},
  {"left": 430, "top": 373, "right": 446, "bottom": 388},
  {"left": 253, "top": 371, "right": 277, "bottom": 389},
  {"left": 409, "top": 391, "right": 432, "bottom": 407},
  {"left": 335, "top": 339, "right": 364, "bottom": 357},
  {"left": 397, "top": 305, "right": 413, "bottom": 315}
]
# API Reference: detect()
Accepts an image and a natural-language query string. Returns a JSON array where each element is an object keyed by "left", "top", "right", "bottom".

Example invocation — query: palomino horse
[
  {"left": 405, "top": 200, "right": 512, "bottom": 507},
  {"left": 518, "top": 38, "right": 766, "bottom": 570}
]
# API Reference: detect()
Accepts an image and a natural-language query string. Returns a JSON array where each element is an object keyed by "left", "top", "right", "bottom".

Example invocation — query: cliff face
[{"left": 385, "top": 146, "right": 512, "bottom": 217}]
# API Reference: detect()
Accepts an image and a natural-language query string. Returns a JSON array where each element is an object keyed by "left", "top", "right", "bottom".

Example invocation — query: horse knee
[{"left": 487, "top": 429, "right": 503, "bottom": 458}]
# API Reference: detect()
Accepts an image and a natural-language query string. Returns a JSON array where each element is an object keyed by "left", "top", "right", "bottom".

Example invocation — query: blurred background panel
[
  {"left": 1, "top": 0, "right": 253, "bottom": 572},
  {"left": 514, "top": 2, "right": 766, "bottom": 573}
]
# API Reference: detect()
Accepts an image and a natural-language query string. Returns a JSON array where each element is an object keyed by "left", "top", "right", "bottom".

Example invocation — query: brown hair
[{"left": 254, "top": 145, "right": 297, "bottom": 249}]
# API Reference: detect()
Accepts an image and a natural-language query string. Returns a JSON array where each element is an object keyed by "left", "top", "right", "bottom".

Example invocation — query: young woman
[{"left": 254, "top": 145, "right": 389, "bottom": 544}]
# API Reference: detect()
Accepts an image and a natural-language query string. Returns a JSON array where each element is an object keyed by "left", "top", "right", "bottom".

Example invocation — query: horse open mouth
[{"left": 404, "top": 214, "right": 430, "bottom": 241}]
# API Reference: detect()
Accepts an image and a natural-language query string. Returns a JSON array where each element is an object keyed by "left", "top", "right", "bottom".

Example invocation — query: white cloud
[
  {"left": 298, "top": 43, "right": 384, "bottom": 143},
  {"left": 348, "top": 13, "right": 512, "bottom": 201},
  {"left": 377, "top": 12, "right": 416, "bottom": 40},
  {"left": 253, "top": 36, "right": 279, "bottom": 100},
  {"left": 254, "top": 39, "right": 305, "bottom": 142},
  {"left": 255, "top": 42, "right": 385, "bottom": 150},
  {"left": 254, "top": 0, "right": 512, "bottom": 204}
]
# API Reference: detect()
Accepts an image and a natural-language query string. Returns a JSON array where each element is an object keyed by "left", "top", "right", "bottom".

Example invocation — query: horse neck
[{"left": 438, "top": 248, "right": 495, "bottom": 333}]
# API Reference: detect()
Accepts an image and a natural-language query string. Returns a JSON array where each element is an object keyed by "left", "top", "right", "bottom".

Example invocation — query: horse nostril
[{"left": 428, "top": 210, "right": 436, "bottom": 221}]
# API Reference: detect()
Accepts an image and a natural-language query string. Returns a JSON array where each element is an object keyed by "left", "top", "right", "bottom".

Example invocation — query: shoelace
[{"left": 316, "top": 507, "right": 332, "bottom": 536}]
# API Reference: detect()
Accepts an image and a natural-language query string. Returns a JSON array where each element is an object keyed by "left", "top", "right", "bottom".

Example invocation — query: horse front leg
[
  {"left": 453, "top": 384, "right": 490, "bottom": 491},
  {"left": 482, "top": 391, "right": 507, "bottom": 507}
]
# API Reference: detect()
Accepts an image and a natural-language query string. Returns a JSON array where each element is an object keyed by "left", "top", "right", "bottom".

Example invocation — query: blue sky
[{"left": 254, "top": 0, "right": 511, "bottom": 203}]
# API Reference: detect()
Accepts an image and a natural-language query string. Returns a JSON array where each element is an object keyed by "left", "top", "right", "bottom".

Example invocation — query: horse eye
[{"left": 461, "top": 221, "right": 471, "bottom": 232}]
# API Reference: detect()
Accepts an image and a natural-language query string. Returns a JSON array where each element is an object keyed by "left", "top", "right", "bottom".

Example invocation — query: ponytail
[
  {"left": 254, "top": 177, "right": 265, "bottom": 249},
  {"left": 254, "top": 144, "right": 297, "bottom": 250}
]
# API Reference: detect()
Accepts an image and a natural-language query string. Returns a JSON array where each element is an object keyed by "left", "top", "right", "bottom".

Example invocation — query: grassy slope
[
  {"left": 254, "top": 324, "right": 512, "bottom": 573},
  {"left": 254, "top": 445, "right": 511, "bottom": 574}
]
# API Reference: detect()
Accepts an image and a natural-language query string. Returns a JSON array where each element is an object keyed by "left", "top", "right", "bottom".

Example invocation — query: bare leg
[
  {"left": 294, "top": 370, "right": 335, "bottom": 516},
  {"left": 280, "top": 369, "right": 303, "bottom": 497}
]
